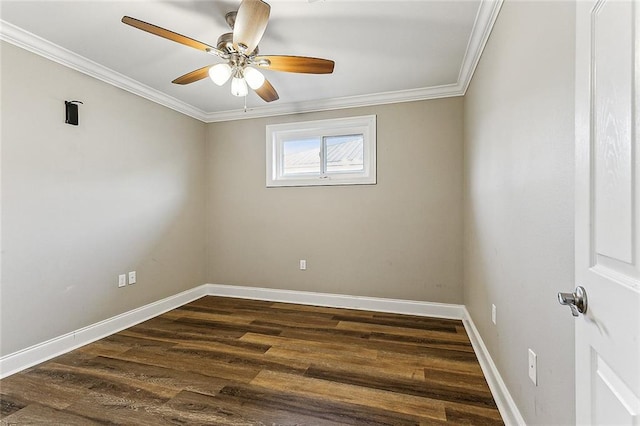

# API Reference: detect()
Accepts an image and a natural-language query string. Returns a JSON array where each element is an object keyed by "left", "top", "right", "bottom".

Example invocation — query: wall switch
[
  {"left": 128, "top": 271, "right": 136, "bottom": 285},
  {"left": 491, "top": 304, "right": 497, "bottom": 325},
  {"left": 299, "top": 259, "right": 307, "bottom": 270},
  {"left": 118, "top": 274, "right": 127, "bottom": 288},
  {"left": 528, "top": 348, "right": 537, "bottom": 385}
]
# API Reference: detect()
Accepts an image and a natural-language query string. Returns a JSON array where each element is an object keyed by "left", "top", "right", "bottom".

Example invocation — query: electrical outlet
[
  {"left": 299, "top": 259, "right": 307, "bottom": 270},
  {"left": 128, "top": 271, "right": 136, "bottom": 285},
  {"left": 528, "top": 348, "right": 537, "bottom": 385},
  {"left": 491, "top": 304, "right": 497, "bottom": 325},
  {"left": 118, "top": 274, "right": 127, "bottom": 288}
]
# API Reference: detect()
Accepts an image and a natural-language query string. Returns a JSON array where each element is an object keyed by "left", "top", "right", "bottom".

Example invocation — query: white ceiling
[{"left": 0, "top": 0, "right": 501, "bottom": 122}]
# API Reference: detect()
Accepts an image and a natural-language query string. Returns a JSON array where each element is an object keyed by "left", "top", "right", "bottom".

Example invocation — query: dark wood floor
[{"left": 0, "top": 296, "right": 503, "bottom": 425}]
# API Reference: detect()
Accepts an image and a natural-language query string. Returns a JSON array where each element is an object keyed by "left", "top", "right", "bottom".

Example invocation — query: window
[{"left": 266, "top": 115, "right": 376, "bottom": 187}]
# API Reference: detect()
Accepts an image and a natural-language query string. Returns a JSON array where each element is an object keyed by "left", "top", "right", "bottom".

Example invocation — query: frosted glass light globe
[
  {"left": 231, "top": 76, "right": 248, "bottom": 97},
  {"left": 208, "top": 63, "right": 232, "bottom": 86},
  {"left": 244, "top": 67, "right": 265, "bottom": 90}
]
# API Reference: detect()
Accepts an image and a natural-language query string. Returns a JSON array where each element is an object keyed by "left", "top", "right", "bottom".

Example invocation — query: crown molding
[
  {"left": 0, "top": 0, "right": 502, "bottom": 123},
  {"left": 458, "top": 0, "right": 504, "bottom": 93},
  {"left": 0, "top": 20, "right": 209, "bottom": 122},
  {"left": 203, "top": 83, "right": 464, "bottom": 122}
]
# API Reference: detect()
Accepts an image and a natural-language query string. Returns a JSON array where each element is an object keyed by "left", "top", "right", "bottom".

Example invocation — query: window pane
[
  {"left": 325, "top": 134, "right": 364, "bottom": 173},
  {"left": 283, "top": 138, "right": 321, "bottom": 175}
]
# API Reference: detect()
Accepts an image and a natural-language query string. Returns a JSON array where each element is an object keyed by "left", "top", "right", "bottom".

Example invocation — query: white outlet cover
[
  {"left": 299, "top": 260, "right": 307, "bottom": 270},
  {"left": 491, "top": 304, "right": 497, "bottom": 325},
  {"left": 118, "top": 274, "right": 126, "bottom": 288},
  {"left": 128, "top": 271, "right": 136, "bottom": 285},
  {"left": 528, "top": 348, "right": 537, "bottom": 385}
]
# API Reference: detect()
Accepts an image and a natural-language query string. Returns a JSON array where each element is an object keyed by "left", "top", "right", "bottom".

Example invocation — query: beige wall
[
  {"left": 206, "top": 98, "right": 464, "bottom": 303},
  {"left": 463, "top": 1, "right": 575, "bottom": 424},
  {"left": 0, "top": 42, "right": 207, "bottom": 356}
]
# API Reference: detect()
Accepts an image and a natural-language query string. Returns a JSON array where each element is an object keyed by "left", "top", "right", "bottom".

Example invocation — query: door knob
[{"left": 558, "top": 286, "right": 588, "bottom": 317}]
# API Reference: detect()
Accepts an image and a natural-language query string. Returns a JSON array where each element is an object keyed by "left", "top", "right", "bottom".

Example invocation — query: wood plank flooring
[{"left": 0, "top": 296, "right": 504, "bottom": 425}]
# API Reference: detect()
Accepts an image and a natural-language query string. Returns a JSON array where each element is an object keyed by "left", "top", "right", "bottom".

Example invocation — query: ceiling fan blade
[
  {"left": 254, "top": 55, "right": 335, "bottom": 74},
  {"left": 233, "top": 0, "right": 270, "bottom": 54},
  {"left": 172, "top": 65, "right": 213, "bottom": 85},
  {"left": 122, "top": 16, "right": 215, "bottom": 53},
  {"left": 255, "top": 79, "right": 279, "bottom": 102}
]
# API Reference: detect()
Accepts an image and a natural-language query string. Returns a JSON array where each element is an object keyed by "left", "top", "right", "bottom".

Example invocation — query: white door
[{"left": 574, "top": 0, "right": 640, "bottom": 424}]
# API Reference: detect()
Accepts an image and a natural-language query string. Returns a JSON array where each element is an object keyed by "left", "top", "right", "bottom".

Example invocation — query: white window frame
[{"left": 266, "top": 115, "right": 376, "bottom": 187}]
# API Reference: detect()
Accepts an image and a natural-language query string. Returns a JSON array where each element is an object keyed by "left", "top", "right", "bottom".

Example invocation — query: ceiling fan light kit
[{"left": 121, "top": 0, "right": 335, "bottom": 103}]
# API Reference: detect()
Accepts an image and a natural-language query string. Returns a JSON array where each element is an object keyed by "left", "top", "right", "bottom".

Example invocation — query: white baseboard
[
  {"left": 205, "top": 283, "right": 465, "bottom": 319},
  {"left": 0, "top": 284, "right": 209, "bottom": 379},
  {"left": 462, "top": 307, "right": 526, "bottom": 426},
  {"left": 0, "top": 283, "right": 524, "bottom": 426}
]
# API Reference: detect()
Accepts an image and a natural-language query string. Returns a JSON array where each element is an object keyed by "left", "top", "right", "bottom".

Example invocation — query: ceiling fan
[{"left": 122, "top": 0, "right": 335, "bottom": 103}]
